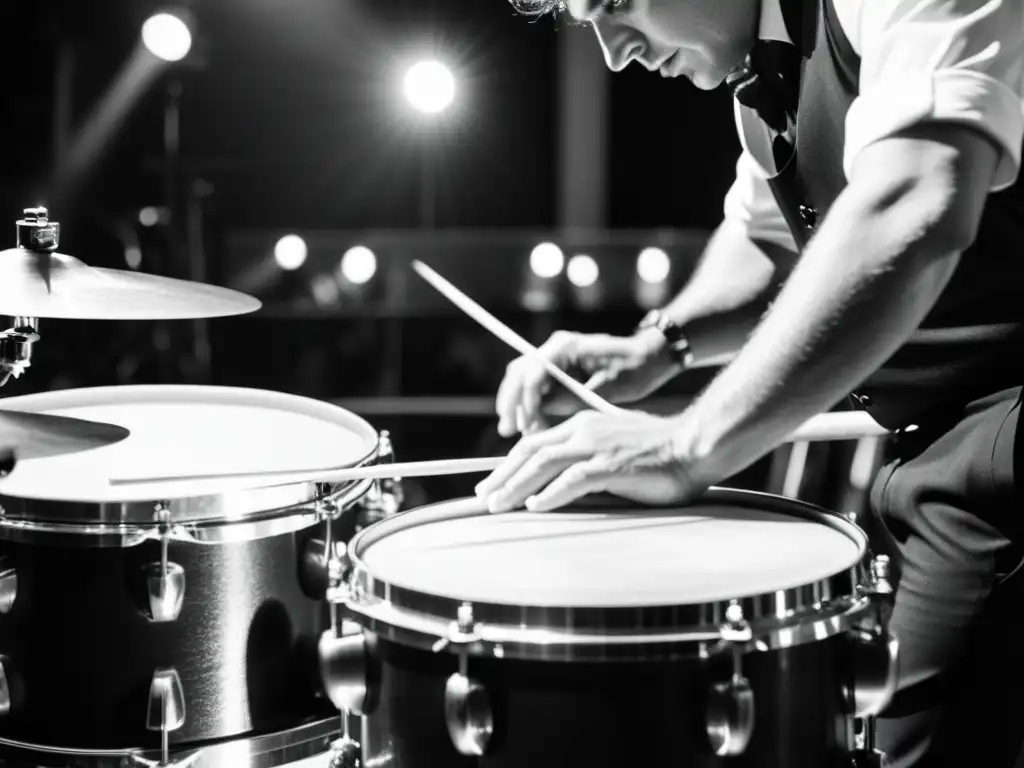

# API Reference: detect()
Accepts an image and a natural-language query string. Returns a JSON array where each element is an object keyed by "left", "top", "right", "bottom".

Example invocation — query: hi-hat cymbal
[
  {"left": 0, "top": 247, "right": 261, "bottom": 320},
  {"left": 0, "top": 409, "right": 130, "bottom": 463}
]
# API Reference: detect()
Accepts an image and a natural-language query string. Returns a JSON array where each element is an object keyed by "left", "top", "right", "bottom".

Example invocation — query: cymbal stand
[{"left": 0, "top": 208, "right": 55, "bottom": 387}]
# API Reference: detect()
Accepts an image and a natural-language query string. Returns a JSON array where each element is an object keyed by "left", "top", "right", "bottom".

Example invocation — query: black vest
[{"left": 765, "top": 0, "right": 1024, "bottom": 429}]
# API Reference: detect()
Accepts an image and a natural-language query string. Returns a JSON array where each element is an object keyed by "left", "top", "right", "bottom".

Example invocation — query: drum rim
[
  {"left": 0, "top": 715, "right": 338, "bottom": 768},
  {"left": 343, "top": 488, "right": 873, "bottom": 661},
  {"left": 0, "top": 384, "right": 380, "bottom": 535}
]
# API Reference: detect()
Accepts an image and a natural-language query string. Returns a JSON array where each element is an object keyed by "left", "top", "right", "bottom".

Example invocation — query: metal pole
[{"left": 557, "top": 25, "right": 608, "bottom": 229}]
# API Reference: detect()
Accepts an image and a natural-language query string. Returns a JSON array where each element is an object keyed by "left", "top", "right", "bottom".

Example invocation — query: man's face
[{"left": 564, "top": 0, "right": 758, "bottom": 90}]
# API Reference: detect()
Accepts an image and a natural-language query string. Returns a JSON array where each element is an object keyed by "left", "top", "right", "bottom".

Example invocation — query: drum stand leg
[{"left": 850, "top": 716, "right": 887, "bottom": 767}]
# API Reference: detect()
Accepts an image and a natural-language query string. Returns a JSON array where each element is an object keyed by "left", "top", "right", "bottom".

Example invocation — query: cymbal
[
  {"left": 0, "top": 248, "right": 261, "bottom": 320},
  {"left": 0, "top": 409, "right": 130, "bottom": 463}
]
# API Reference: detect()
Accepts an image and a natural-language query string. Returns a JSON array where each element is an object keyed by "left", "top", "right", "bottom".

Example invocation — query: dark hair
[{"left": 508, "top": 0, "right": 564, "bottom": 16}]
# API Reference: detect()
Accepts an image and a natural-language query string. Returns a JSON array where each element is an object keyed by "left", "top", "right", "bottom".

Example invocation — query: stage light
[
  {"left": 311, "top": 274, "right": 341, "bottom": 308},
  {"left": 637, "top": 247, "right": 670, "bottom": 283},
  {"left": 567, "top": 254, "right": 599, "bottom": 288},
  {"left": 142, "top": 11, "right": 193, "bottom": 63},
  {"left": 124, "top": 245, "right": 143, "bottom": 270},
  {"left": 403, "top": 60, "right": 456, "bottom": 114},
  {"left": 274, "top": 234, "right": 307, "bottom": 271},
  {"left": 529, "top": 242, "right": 564, "bottom": 279},
  {"left": 340, "top": 245, "right": 377, "bottom": 285},
  {"left": 138, "top": 207, "right": 160, "bottom": 227}
]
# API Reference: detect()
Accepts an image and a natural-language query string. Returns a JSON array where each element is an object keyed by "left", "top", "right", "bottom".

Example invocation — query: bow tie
[{"left": 727, "top": 40, "right": 802, "bottom": 136}]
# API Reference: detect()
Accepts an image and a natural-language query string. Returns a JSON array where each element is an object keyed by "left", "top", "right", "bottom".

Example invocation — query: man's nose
[{"left": 592, "top": 21, "right": 646, "bottom": 72}]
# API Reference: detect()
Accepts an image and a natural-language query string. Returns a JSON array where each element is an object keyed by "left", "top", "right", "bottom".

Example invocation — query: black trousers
[{"left": 872, "top": 386, "right": 1023, "bottom": 767}]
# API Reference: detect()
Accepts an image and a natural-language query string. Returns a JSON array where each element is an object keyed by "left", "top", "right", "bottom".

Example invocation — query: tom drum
[
  {"left": 0, "top": 384, "right": 399, "bottom": 767},
  {"left": 321, "top": 491, "right": 898, "bottom": 768}
]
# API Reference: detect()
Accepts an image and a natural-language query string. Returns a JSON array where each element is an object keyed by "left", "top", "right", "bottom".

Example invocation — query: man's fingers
[
  {"left": 485, "top": 443, "right": 588, "bottom": 512},
  {"left": 524, "top": 457, "right": 610, "bottom": 512},
  {"left": 474, "top": 423, "right": 574, "bottom": 500}
]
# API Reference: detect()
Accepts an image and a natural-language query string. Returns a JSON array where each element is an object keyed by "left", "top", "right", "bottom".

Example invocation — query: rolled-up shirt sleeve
[
  {"left": 841, "top": 0, "right": 1024, "bottom": 190},
  {"left": 723, "top": 150, "right": 798, "bottom": 252}
]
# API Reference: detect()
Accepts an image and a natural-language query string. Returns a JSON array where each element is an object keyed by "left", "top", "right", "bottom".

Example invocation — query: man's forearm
[
  {"left": 662, "top": 219, "right": 792, "bottom": 328},
  {"left": 655, "top": 219, "right": 793, "bottom": 368},
  {"left": 675, "top": 179, "right": 963, "bottom": 478},
  {"left": 673, "top": 124, "right": 999, "bottom": 479}
]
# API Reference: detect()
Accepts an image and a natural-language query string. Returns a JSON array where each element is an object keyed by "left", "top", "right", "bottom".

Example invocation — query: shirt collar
[{"left": 758, "top": 0, "right": 794, "bottom": 44}]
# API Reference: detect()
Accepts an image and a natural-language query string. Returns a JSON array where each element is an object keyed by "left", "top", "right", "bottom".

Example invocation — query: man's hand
[
  {"left": 475, "top": 409, "right": 711, "bottom": 512},
  {"left": 495, "top": 329, "right": 680, "bottom": 437}
]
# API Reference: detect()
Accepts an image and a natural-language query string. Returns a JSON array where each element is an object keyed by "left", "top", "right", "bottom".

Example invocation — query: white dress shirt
[{"left": 723, "top": 0, "right": 1024, "bottom": 252}]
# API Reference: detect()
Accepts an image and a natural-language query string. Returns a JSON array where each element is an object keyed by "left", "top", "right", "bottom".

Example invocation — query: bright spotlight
[
  {"left": 274, "top": 234, "right": 307, "bottom": 271},
  {"left": 637, "top": 247, "right": 671, "bottom": 283},
  {"left": 567, "top": 254, "right": 599, "bottom": 288},
  {"left": 529, "top": 242, "right": 564, "bottom": 279},
  {"left": 403, "top": 60, "right": 456, "bottom": 114},
  {"left": 142, "top": 11, "right": 193, "bottom": 63},
  {"left": 340, "top": 245, "right": 377, "bottom": 285}
]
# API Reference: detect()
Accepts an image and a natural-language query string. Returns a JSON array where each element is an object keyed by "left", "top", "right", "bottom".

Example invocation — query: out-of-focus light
[
  {"left": 403, "top": 60, "right": 456, "bottom": 114},
  {"left": 637, "top": 247, "right": 670, "bottom": 283},
  {"left": 311, "top": 274, "right": 341, "bottom": 308},
  {"left": 138, "top": 207, "right": 160, "bottom": 227},
  {"left": 340, "top": 245, "right": 377, "bottom": 285},
  {"left": 142, "top": 11, "right": 193, "bottom": 62},
  {"left": 529, "top": 242, "right": 564, "bottom": 279},
  {"left": 274, "top": 234, "right": 307, "bottom": 271},
  {"left": 125, "top": 245, "right": 142, "bottom": 270},
  {"left": 567, "top": 254, "right": 599, "bottom": 288}
]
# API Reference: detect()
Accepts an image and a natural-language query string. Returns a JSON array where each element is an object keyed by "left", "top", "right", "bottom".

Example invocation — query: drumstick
[
  {"left": 108, "top": 456, "right": 500, "bottom": 487},
  {"left": 107, "top": 412, "right": 888, "bottom": 486},
  {"left": 411, "top": 261, "right": 623, "bottom": 416}
]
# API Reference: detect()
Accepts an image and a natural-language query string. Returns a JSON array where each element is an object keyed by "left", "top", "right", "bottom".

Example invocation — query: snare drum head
[
  {"left": 358, "top": 495, "right": 864, "bottom": 606},
  {"left": 0, "top": 385, "right": 377, "bottom": 504}
]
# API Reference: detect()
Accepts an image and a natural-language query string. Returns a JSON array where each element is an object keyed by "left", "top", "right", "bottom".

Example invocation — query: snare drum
[
  {"left": 321, "top": 491, "right": 898, "bottom": 768},
  {"left": 0, "top": 385, "right": 396, "bottom": 767}
]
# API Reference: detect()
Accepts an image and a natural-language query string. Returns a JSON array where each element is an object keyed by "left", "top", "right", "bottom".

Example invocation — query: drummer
[{"left": 476, "top": 0, "right": 1024, "bottom": 766}]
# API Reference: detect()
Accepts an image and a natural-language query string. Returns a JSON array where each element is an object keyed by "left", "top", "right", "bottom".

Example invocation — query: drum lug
[
  {"left": 319, "top": 628, "right": 377, "bottom": 716},
  {"left": 0, "top": 561, "right": 18, "bottom": 614},
  {"left": 0, "top": 655, "right": 22, "bottom": 716},
  {"left": 705, "top": 602, "right": 756, "bottom": 757},
  {"left": 845, "top": 626, "right": 899, "bottom": 718},
  {"left": 302, "top": 516, "right": 350, "bottom": 602},
  {"left": 142, "top": 507, "right": 185, "bottom": 623},
  {"left": 146, "top": 667, "right": 186, "bottom": 766},
  {"left": 444, "top": 666, "right": 494, "bottom": 757}
]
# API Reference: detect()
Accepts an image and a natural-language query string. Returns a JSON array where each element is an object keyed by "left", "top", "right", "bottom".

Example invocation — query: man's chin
[{"left": 690, "top": 70, "right": 726, "bottom": 91}]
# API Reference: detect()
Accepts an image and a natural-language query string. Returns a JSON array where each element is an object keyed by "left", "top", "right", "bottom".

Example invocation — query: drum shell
[
  {"left": 0, "top": 523, "right": 341, "bottom": 750},
  {"left": 361, "top": 633, "right": 851, "bottom": 768}
]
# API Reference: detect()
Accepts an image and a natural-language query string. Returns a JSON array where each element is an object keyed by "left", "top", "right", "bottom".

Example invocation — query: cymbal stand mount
[{"left": 0, "top": 208, "right": 55, "bottom": 387}]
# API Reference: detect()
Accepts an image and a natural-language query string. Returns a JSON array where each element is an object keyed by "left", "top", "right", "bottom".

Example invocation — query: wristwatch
[{"left": 635, "top": 309, "right": 694, "bottom": 369}]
